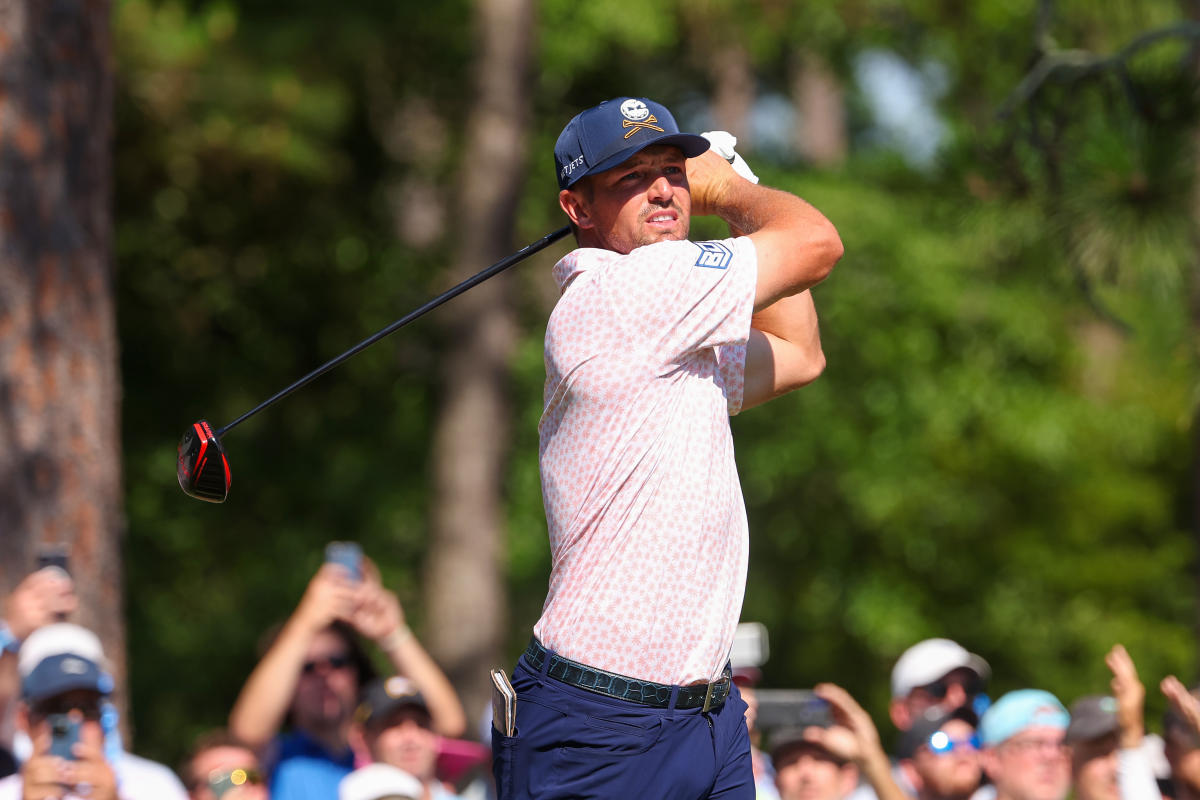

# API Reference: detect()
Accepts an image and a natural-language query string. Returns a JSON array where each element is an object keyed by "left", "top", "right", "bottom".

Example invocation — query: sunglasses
[
  {"left": 32, "top": 699, "right": 103, "bottom": 721},
  {"left": 917, "top": 676, "right": 985, "bottom": 699},
  {"left": 301, "top": 654, "right": 352, "bottom": 675},
  {"left": 928, "top": 731, "right": 981, "bottom": 755},
  {"left": 208, "top": 767, "right": 263, "bottom": 799}
]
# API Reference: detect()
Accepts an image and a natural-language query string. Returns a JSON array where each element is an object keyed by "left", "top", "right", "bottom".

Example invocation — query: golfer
[{"left": 493, "top": 97, "right": 843, "bottom": 799}]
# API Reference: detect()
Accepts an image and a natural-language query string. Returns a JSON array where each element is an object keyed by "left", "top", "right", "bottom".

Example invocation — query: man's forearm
[
  {"left": 751, "top": 290, "right": 820, "bottom": 350},
  {"left": 229, "top": 614, "right": 315, "bottom": 748},
  {"left": 378, "top": 628, "right": 467, "bottom": 738}
]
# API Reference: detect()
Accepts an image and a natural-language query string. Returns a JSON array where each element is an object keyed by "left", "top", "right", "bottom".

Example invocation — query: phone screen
[
  {"left": 324, "top": 542, "right": 362, "bottom": 580},
  {"left": 47, "top": 714, "right": 81, "bottom": 760}
]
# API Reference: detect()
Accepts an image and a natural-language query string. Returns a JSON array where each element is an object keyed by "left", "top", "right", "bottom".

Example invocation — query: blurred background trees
[{"left": 1, "top": 0, "right": 1196, "bottom": 767}]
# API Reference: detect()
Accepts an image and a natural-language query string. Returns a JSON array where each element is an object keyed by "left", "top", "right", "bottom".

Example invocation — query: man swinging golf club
[{"left": 491, "top": 97, "right": 843, "bottom": 799}]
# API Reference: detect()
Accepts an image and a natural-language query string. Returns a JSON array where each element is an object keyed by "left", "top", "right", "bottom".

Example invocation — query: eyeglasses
[
  {"left": 301, "top": 654, "right": 352, "bottom": 675},
  {"left": 208, "top": 767, "right": 263, "bottom": 799},
  {"left": 928, "top": 732, "right": 981, "bottom": 755},
  {"left": 1003, "top": 736, "right": 1065, "bottom": 756}
]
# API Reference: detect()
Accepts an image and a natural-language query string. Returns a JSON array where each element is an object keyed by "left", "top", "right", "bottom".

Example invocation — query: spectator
[
  {"left": 891, "top": 640, "right": 991, "bottom": 732},
  {"left": 181, "top": 730, "right": 267, "bottom": 800},
  {"left": 0, "top": 623, "right": 187, "bottom": 800},
  {"left": 339, "top": 763, "right": 422, "bottom": 800},
  {"left": 349, "top": 677, "right": 463, "bottom": 800},
  {"left": 229, "top": 556, "right": 465, "bottom": 800},
  {"left": 733, "top": 668, "right": 780, "bottom": 800},
  {"left": 1160, "top": 677, "right": 1200, "bottom": 800},
  {"left": 772, "top": 684, "right": 908, "bottom": 800},
  {"left": 896, "top": 707, "right": 982, "bottom": 800},
  {"left": 978, "top": 689, "right": 1071, "bottom": 800},
  {"left": 1065, "top": 645, "right": 1159, "bottom": 800},
  {"left": 1, "top": 567, "right": 78, "bottom": 776},
  {"left": 850, "top": 639, "right": 990, "bottom": 800}
]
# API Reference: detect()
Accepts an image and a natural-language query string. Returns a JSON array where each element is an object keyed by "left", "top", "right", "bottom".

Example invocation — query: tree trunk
[
  {"left": 424, "top": 0, "right": 534, "bottom": 722},
  {"left": 709, "top": 44, "right": 756, "bottom": 146},
  {"left": 791, "top": 50, "right": 847, "bottom": 167},
  {"left": 0, "top": 0, "right": 123, "bottom": 712}
]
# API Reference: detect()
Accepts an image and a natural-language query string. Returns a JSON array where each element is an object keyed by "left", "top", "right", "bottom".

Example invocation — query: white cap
[
  {"left": 338, "top": 764, "right": 423, "bottom": 800},
  {"left": 890, "top": 638, "right": 990, "bottom": 699},
  {"left": 18, "top": 623, "right": 106, "bottom": 678}
]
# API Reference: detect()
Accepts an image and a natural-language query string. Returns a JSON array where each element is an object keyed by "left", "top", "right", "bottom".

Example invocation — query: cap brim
[
  {"left": 1065, "top": 715, "right": 1119, "bottom": 743},
  {"left": 574, "top": 133, "right": 711, "bottom": 186}
]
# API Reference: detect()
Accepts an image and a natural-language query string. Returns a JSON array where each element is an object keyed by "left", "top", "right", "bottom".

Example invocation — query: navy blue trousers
[{"left": 492, "top": 652, "right": 754, "bottom": 800}]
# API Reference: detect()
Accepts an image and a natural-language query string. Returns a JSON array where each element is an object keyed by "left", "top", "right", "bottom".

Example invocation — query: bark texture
[{"left": 0, "top": 0, "right": 123, "bottom": 702}]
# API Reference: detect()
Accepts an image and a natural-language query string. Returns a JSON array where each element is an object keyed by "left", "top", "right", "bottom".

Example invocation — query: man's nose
[
  {"left": 942, "top": 683, "right": 967, "bottom": 711},
  {"left": 647, "top": 174, "right": 674, "bottom": 203}
]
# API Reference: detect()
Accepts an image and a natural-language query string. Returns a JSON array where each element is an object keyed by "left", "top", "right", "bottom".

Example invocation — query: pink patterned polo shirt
[{"left": 533, "top": 236, "right": 758, "bottom": 686}]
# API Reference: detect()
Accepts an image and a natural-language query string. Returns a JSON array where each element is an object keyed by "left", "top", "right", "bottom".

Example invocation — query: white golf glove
[{"left": 701, "top": 130, "right": 759, "bottom": 184}]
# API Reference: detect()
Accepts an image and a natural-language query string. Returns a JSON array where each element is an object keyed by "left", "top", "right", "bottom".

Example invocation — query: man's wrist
[{"left": 378, "top": 625, "right": 414, "bottom": 653}]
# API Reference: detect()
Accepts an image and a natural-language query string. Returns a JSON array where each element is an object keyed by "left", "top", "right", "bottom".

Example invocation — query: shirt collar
[{"left": 552, "top": 247, "right": 618, "bottom": 291}]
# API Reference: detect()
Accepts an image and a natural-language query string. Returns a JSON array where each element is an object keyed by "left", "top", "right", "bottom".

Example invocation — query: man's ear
[
  {"left": 559, "top": 188, "right": 593, "bottom": 230},
  {"left": 889, "top": 697, "right": 912, "bottom": 731},
  {"left": 16, "top": 702, "right": 31, "bottom": 734}
]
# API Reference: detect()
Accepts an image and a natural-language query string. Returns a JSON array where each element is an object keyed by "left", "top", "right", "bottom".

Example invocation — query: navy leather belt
[{"left": 523, "top": 638, "right": 732, "bottom": 712}]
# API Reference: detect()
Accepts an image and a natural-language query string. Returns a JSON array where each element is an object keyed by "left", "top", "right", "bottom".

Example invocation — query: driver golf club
[{"left": 177, "top": 225, "right": 571, "bottom": 503}]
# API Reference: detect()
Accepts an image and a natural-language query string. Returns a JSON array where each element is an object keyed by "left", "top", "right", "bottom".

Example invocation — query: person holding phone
[
  {"left": 229, "top": 547, "right": 466, "bottom": 800},
  {"left": 1, "top": 563, "right": 80, "bottom": 777},
  {"left": 0, "top": 623, "right": 187, "bottom": 800}
]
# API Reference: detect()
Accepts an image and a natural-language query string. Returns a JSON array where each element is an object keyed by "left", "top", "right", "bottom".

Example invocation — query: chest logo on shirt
[{"left": 694, "top": 241, "right": 732, "bottom": 269}]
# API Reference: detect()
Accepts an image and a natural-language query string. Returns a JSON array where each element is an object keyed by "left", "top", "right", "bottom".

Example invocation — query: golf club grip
[{"left": 216, "top": 225, "right": 572, "bottom": 437}]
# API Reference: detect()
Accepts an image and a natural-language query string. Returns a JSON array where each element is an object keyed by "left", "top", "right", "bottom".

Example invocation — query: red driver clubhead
[{"left": 177, "top": 420, "right": 231, "bottom": 503}]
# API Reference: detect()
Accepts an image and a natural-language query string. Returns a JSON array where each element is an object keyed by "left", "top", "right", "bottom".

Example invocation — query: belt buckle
[{"left": 701, "top": 681, "right": 716, "bottom": 713}]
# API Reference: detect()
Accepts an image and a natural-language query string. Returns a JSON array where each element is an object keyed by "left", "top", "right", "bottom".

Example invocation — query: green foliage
[{"left": 111, "top": 0, "right": 1198, "bottom": 769}]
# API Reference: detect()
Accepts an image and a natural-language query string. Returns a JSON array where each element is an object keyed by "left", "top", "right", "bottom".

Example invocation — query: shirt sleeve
[
  {"left": 1118, "top": 745, "right": 1162, "bottom": 800},
  {"left": 598, "top": 237, "right": 758, "bottom": 363}
]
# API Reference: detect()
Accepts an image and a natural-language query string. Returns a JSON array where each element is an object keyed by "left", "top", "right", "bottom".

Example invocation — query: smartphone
[
  {"left": 47, "top": 713, "right": 81, "bottom": 760},
  {"left": 755, "top": 689, "right": 832, "bottom": 731},
  {"left": 36, "top": 545, "right": 70, "bottom": 576},
  {"left": 324, "top": 541, "right": 362, "bottom": 581}
]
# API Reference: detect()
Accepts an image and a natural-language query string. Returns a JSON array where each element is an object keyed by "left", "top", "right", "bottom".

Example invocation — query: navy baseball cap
[
  {"left": 19, "top": 624, "right": 113, "bottom": 702},
  {"left": 554, "top": 97, "right": 710, "bottom": 190}
]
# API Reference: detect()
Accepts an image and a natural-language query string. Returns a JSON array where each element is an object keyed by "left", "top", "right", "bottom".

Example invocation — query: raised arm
[
  {"left": 687, "top": 149, "right": 843, "bottom": 310},
  {"left": 351, "top": 567, "right": 467, "bottom": 738},
  {"left": 688, "top": 150, "right": 840, "bottom": 406},
  {"left": 808, "top": 683, "right": 911, "bottom": 800},
  {"left": 228, "top": 565, "right": 356, "bottom": 749}
]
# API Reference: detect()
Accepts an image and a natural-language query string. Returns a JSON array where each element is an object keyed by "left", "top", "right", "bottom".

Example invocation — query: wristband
[
  {"left": 378, "top": 626, "right": 414, "bottom": 653},
  {"left": 0, "top": 621, "right": 19, "bottom": 655}
]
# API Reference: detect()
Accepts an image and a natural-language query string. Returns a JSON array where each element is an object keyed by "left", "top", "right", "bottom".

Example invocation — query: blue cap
[
  {"left": 554, "top": 97, "right": 710, "bottom": 190},
  {"left": 978, "top": 689, "right": 1069, "bottom": 746}
]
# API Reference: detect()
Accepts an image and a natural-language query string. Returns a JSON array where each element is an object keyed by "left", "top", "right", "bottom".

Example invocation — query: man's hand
[
  {"left": 804, "top": 683, "right": 885, "bottom": 767},
  {"left": 350, "top": 560, "right": 407, "bottom": 645},
  {"left": 5, "top": 568, "right": 77, "bottom": 641},
  {"left": 1106, "top": 644, "right": 1145, "bottom": 749},
  {"left": 701, "top": 131, "right": 759, "bottom": 184},
  {"left": 293, "top": 564, "right": 357, "bottom": 633},
  {"left": 686, "top": 149, "right": 742, "bottom": 219},
  {"left": 66, "top": 735, "right": 118, "bottom": 800},
  {"left": 1162, "top": 675, "right": 1200, "bottom": 736},
  {"left": 22, "top": 722, "right": 116, "bottom": 800}
]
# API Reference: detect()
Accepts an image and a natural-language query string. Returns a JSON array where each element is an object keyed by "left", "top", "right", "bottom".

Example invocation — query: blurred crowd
[{"left": 2, "top": 554, "right": 1200, "bottom": 800}]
